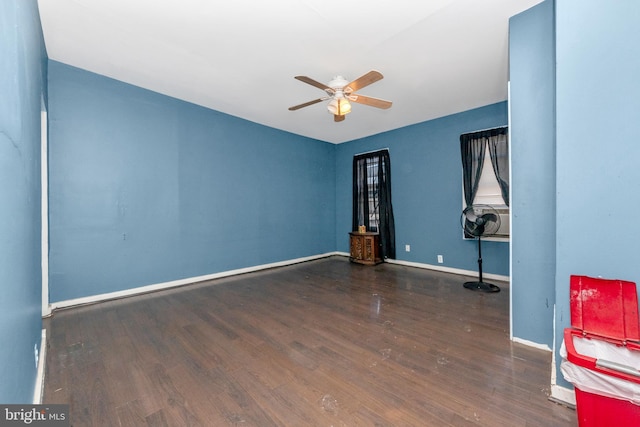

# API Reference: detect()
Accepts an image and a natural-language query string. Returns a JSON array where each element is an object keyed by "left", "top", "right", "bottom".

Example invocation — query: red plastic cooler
[{"left": 561, "top": 275, "right": 640, "bottom": 427}]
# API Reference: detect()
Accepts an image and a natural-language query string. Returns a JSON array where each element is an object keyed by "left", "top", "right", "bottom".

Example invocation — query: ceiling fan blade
[
  {"left": 294, "top": 76, "right": 334, "bottom": 93},
  {"left": 348, "top": 94, "right": 392, "bottom": 109},
  {"left": 334, "top": 114, "right": 345, "bottom": 122},
  {"left": 288, "top": 98, "right": 326, "bottom": 111},
  {"left": 344, "top": 70, "right": 383, "bottom": 93}
]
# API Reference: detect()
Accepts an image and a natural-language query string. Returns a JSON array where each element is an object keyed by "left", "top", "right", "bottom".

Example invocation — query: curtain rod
[
  {"left": 354, "top": 147, "right": 390, "bottom": 156},
  {"left": 462, "top": 125, "right": 508, "bottom": 135}
]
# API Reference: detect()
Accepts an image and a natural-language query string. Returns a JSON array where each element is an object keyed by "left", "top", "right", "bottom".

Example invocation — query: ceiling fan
[{"left": 288, "top": 70, "right": 392, "bottom": 122}]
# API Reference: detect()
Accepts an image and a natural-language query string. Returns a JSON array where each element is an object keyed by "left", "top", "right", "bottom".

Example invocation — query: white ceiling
[{"left": 37, "top": 0, "right": 542, "bottom": 144}]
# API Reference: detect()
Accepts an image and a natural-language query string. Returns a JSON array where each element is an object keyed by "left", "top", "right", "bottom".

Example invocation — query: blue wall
[
  {"left": 48, "top": 62, "right": 336, "bottom": 302},
  {"left": 336, "top": 103, "right": 510, "bottom": 276},
  {"left": 509, "top": 0, "right": 556, "bottom": 347},
  {"left": 48, "top": 57, "right": 510, "bottom": 305},
  {"left": 0, "top": 0, "right": 46, "bottom": 403},
  {"left": 553, "top": 0, "right": 640, "bottom": 388}
]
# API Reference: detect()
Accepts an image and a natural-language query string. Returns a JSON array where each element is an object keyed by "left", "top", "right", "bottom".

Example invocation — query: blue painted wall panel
[
  {"left": 509, "top": 0, "right": 556, "bottom": 347},
  {"left": 48, "top": 62, "right": 335, "bottom": 302},
  {"left": 554, "top": 0, "right": 640, "bottom": 388},
  {"left": 0, "top": 0, "right": 46, "bottom": 403},
  {"left": 336, "top": 103, "right": 509, "bottom": 276}
]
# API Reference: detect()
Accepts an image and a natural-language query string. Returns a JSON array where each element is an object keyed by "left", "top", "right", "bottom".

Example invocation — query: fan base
[{"left": 463, "top": 281, "right": 500, "bottom": 293}]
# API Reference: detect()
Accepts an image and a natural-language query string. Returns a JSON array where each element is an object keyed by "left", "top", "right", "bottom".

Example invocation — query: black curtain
[
  {"left": 460, "top": 127, "right": 509, "bottom": 207},
  {"left": 460, "top": 133, "right": 487, "bottom": 207},
  {"left": 487, "top": 131, "right": 509, "bottom": 206},
  {"left": 352, "top": 150, "right": 396, "bottom": 259}
]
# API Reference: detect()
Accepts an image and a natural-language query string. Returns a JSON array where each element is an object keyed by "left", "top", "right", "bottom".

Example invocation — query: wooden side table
[{"left": 349, "top": 232, "right": 382, "bottom": 265}]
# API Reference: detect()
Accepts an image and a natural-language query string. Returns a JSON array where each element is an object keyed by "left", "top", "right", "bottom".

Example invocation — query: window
[
  {"left": 460, "top": 127, "right": 509, "bottom": 238},
  {"left": 474, "top": 149, "right": 508, "bottom": 208},
  {"left": 353, "top": 150, "right": 396, "bottom": 259},
  {"left": 361, "top": 157, "right": 380, "bottom": 231}
]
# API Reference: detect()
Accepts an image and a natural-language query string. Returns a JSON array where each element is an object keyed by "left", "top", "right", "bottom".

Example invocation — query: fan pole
[
  {"left": 463, "top": 236, "right": 500, "bottom": 293},
  {"left": 477, "top": 236, "right": 483, "bottom": 282}
]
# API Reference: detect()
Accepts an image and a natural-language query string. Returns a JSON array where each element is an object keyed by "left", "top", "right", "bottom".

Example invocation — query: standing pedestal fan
[{"left": 461, "top": 205, "right": 502, "bottom": 293}]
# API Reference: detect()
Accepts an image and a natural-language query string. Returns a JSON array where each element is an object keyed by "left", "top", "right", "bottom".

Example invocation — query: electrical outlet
[
  {"left": 405, "top": 244, "right": 410, "bottom": 252},
  {"left": 437, "top": 255, "right": 444, "bottom": 264}
]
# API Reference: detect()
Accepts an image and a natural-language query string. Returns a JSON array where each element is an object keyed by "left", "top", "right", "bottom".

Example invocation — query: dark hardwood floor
[{"left": 43, "top": 256, "right": 576, "bottom": 426}]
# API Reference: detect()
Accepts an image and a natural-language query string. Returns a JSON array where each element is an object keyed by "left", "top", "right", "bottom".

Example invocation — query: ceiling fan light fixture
[{"left": 327, "top": 98, "right": 351, "bottom": 115}]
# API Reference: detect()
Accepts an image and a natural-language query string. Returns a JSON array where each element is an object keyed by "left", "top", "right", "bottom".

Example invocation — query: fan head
[{"left": 461, "top": 205, "right": 501, "bottom": 238}]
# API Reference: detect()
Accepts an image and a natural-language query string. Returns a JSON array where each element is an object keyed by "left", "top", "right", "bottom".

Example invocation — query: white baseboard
[
  {"left": 50, "top": 253, "right": 507, "bottom": 312},
  {"left": 550, "top": 384, "right": 576, "bottom": 407},
  {"left": 512, "top": 337, "right": 552, "bottom": 352},
  {"left": 385, "top": 258, "right": 510, "bottom": 283},
  {"left": 49, "top": 252, "right": 341, "bottom": 311},
  {"left": 33, "top": 329, "right": 46, "bottom": 404},
  {"left": 334, "top": 253, "right": 510, "bottom": 282}
]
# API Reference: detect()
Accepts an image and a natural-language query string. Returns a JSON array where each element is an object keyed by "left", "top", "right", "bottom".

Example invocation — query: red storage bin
[
  {"left": 561, "top": 275, "right": 640, "bottom": 427},
  {"left": 572, "top": 388, "right": 640, "bottom": 427}
]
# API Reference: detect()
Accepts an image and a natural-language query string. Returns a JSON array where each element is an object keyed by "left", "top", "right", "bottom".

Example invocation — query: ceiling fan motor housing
[{"left": 328, "top": 76, "right": 350, "bottom": 90}]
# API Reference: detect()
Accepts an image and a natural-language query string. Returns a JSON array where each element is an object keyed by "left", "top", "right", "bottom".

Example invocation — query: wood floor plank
[
  {"left": 144, "top": 409, "right": 170, "bottom": 427},
  {"left": 116, "top": 400, "right": 147, "bottom": 427},
  {"left": 43, "top": 257, "right": 576, "bottom": 426}
]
